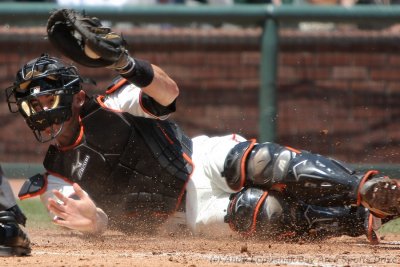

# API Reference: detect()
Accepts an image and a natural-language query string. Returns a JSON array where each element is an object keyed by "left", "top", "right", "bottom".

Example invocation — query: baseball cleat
[
  {"left": 0, "top": 211, "right": 31, "bottom": 257},
  {"left": 359, "top": 177, "right": 400, "bottom": 217}
]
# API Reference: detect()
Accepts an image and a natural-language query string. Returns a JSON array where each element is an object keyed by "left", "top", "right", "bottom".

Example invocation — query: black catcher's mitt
[{"left": 47, "top": 9, "right": 128, "bottom": 68}]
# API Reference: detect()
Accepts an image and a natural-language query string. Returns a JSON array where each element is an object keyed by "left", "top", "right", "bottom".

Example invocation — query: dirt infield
[
  {"left": 3, "top": 229, "right": 400, "bottom": 267},
  {"left": 6, "top": 181, "right": 400, "bottom": 267}
]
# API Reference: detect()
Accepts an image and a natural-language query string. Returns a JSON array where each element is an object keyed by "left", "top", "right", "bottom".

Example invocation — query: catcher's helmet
[{"left": 6, "top": 54, "right": 82, "bottom": 142}]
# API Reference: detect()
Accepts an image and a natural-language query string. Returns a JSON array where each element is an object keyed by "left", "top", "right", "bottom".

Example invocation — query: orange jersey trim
[
  {"left": 59, "top": 122, "right": 84, "bottom": 151},
  {"left": 96, "top": 95, "right": 124, "bottom": 113},
  {"left": 105, "top": 78, "right": 128, "bottom": 94}
]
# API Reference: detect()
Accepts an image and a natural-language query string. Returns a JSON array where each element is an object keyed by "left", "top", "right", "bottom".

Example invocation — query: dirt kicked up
[{"left": 7, "top": 179, "right": 400, "bottom": 266}]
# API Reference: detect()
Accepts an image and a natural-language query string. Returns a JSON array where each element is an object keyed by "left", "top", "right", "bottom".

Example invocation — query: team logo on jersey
[{"left": 71, "top": 151, "right": 90, "bottom": 180}]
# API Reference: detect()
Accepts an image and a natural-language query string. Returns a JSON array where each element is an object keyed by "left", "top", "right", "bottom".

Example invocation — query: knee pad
[
  {"left": 224, "top": 187, "right": 292, "bottom": 237},
  {"left": 222, "top": 140, "right": 297, "bottom": 191}
]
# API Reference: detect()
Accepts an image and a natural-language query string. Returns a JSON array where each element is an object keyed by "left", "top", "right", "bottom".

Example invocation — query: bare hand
[{"left": 47, "top": 183, "right": 103, "bottom": 234}]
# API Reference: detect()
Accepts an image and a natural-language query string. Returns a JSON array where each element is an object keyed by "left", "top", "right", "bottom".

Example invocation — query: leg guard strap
[
  {"left": 356, "top": 170, "right": 379, "bottom": 207},
  {"left": 222, "top": 139, "right": 256, "bottom": 191}
]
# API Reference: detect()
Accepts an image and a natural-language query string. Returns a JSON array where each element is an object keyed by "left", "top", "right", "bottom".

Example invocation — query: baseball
[{"left": 84, "top": 44, "right": 101, "bottom": 59}]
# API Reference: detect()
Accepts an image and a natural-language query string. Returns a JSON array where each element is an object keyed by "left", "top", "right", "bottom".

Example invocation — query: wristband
[
  {"left": 114, "top": 55, "right": 135, "bottom": 74},
  {"left": 119, "top": 58, "right": 154, "bottom": 88}
]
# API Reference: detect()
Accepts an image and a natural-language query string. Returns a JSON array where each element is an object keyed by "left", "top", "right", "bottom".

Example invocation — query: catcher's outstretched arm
[{"left": 47, "top": 9, "right": 179, "bottom": 107}]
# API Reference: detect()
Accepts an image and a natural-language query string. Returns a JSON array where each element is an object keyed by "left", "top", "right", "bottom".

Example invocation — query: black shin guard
[
  {"left": 224, "top": 188, "right": 293, "bottom": 237},
  {"left": 223, "top": 141, "right": 366, "bottom": 206}
]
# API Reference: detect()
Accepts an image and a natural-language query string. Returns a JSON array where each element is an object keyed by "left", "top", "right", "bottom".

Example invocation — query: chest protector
[{"left": 43, "top": 96, "right": 193, "bottom": 228}]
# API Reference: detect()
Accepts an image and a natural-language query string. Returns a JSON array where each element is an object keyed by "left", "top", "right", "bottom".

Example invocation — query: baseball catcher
[{"left": 5, "top": 9, "right": 400, "bottom": 244}]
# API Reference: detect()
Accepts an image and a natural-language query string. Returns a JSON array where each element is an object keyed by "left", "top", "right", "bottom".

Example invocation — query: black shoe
[
  {"left": 0, "top": 211, "right": 31, "bottom": 256},
  {"left": 360, "top": 177, "right": 400, "bottom": 217}
]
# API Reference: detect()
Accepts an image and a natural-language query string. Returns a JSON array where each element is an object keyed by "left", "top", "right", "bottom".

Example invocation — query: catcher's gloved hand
[{"left": 47, "top": 9, "right": 132, "bottom": 70}]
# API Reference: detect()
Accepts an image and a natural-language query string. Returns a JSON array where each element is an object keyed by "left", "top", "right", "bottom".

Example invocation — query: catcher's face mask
[{"left": 6, "top": 54, "right": 82, "bottom": 143}]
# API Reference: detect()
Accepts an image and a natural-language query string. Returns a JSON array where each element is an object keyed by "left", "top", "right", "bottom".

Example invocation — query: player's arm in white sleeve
[
  {"left": 103, "top": 64, "right": 179, "bottom": 119},
  {"left": 43, "top": 174, "right": 108, "bottom": 235}
]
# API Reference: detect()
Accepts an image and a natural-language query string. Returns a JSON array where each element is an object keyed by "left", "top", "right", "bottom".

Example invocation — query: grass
[
  {"left": 17, "top": 198, "right": 55, "bottom": 229},
  {"left": 379, "top": 218, "right": 400, "bottom": 234}
]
